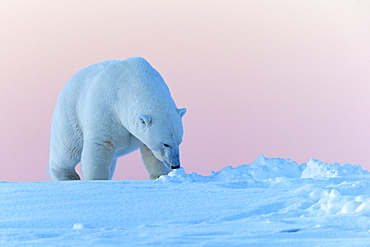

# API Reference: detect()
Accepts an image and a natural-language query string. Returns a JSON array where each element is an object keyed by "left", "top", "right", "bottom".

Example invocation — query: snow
[{"left": 2, "top": 154, "right": 370, "bottom": 246}]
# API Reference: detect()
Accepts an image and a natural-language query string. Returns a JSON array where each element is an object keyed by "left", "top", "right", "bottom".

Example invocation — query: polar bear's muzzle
[
  {"left": 171, "top": 164, "right": 180, "bottom": 169},
  {"left": 163, "top": 160, "right": 180, "bottom": 170}
]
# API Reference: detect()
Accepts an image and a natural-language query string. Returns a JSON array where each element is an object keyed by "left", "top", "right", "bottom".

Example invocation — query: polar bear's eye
[{"left": 163, "top": 143, "right": 170, "bottom": 148}]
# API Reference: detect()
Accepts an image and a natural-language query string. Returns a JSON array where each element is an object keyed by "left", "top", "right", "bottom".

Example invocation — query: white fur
[{"left": 49, "top": 57, "right": 186, "bottom": 180}]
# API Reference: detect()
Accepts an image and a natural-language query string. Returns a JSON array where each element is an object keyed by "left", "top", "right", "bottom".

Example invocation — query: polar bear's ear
[
  {"left": 177, "top": 108, "right": 187, "bottom": 118},
  {"left": 139, "top": 114, "right": 152, "bottom": 126}
]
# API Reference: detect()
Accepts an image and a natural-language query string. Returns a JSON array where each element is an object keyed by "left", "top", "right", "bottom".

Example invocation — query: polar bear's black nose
[{"left": 171, "top": 165, "right": 180, "bottom": 169}]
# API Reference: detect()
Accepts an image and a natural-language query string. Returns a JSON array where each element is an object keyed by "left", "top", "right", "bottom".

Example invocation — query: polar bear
[{"left": 48, "top": 57, "right": 186, "bottom": 180}]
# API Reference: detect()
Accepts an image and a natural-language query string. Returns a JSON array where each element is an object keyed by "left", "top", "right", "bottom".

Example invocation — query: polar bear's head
[{"left": 137, "top": 108, "right": 186, "bottom": 169}]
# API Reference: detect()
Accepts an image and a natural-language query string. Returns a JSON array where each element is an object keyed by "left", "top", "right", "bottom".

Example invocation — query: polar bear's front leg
[
  {"left": 80, "top": 140, "right": 115, "bottom": 180},
  {"left": 140, "top": 143, "right": 171, "bottom": 180}
]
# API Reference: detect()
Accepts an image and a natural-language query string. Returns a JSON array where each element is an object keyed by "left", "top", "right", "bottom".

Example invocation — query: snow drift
[{"left": 1, "top": 155, "right": 370, "bottom": 246}]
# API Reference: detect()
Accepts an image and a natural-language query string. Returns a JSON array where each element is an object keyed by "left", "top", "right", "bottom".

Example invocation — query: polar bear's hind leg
[
  {"left": 49, "top": 125, "right": 83, "bottom": 181},
  {"left": 49, "top": 164, "right": 81, "bottom": 181}
]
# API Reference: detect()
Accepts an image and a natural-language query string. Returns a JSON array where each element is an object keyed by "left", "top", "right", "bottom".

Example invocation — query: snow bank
[
  {"left": 159, "top": 154, "right": 369, "bottom": 183},
  {"left": 159, "top": 154, "right": 370, "bottom": 219}
]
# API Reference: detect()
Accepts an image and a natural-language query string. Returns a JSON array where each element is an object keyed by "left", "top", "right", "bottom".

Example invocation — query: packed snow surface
[{"left": 2, "top": 154, "right": 370, "bottom": 246}]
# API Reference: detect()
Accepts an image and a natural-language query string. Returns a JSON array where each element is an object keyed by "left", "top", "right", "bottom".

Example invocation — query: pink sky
[{"left": 1, "top": 0, "right": 370, "bottom": 181}]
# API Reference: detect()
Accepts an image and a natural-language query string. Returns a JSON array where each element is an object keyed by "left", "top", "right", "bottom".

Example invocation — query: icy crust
[{"left": 159, "top": 154, "right": 369, "bottom": 183}]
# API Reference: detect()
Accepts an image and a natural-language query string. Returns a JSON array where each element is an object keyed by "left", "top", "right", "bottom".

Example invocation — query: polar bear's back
[
  {"left": 60, "top": 57, "right": 170, "bottom": 100},
  {"left": 58, "top": 60, "right": 119, "bottom": 102},
  {"left": 53, "top": 57, "right": 176, "bottom": 131}
]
